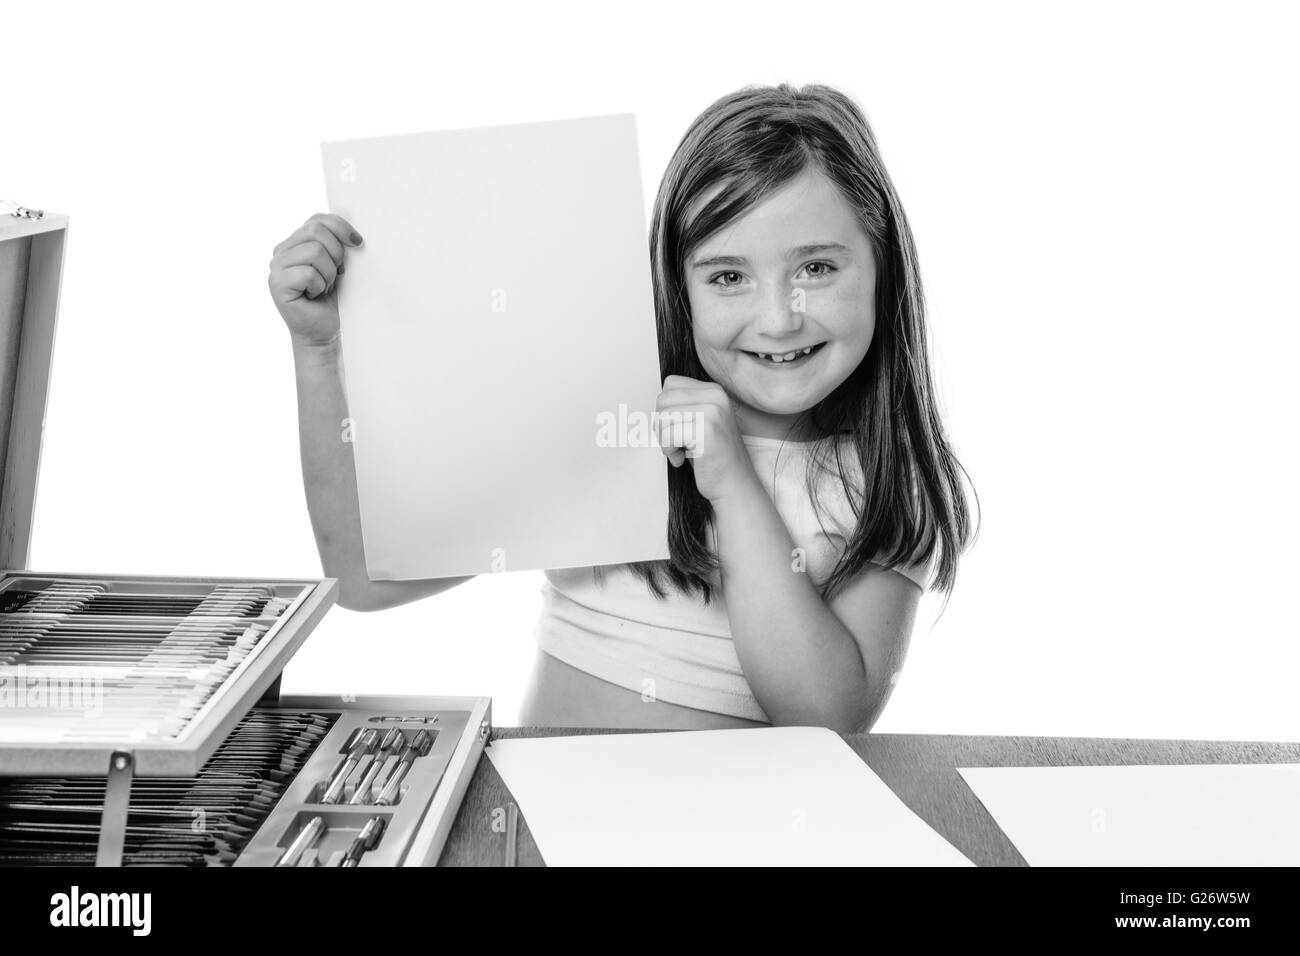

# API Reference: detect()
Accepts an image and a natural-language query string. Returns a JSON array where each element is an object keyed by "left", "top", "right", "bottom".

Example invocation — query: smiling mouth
[{"left": 743, "top": 342, "right": 827, "bottom": 367}]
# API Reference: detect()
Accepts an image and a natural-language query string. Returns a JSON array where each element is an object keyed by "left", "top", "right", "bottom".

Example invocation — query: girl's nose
[{"left": 755, "top": 282, "right": 804, "bottom": 335}]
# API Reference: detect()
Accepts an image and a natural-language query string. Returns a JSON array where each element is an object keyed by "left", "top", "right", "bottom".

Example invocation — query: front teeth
[{"left": 756, "top": 346, "right": 815, "bottom": 363}]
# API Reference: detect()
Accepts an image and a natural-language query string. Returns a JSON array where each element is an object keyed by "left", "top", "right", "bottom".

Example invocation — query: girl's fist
[
  {"left": 655, "top": 375, "right": 756, "bottom": 503},
  {"left": 267, "top": 213, "right": 363, "bottom": 347}
]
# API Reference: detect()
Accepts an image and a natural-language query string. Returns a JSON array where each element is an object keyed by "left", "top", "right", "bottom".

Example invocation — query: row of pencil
[
  {"left": 0, "top": 709, "right": 336, "bottom": 866},
  {"left": 0, "top": 581, "right": 293, "bottom": 743}
]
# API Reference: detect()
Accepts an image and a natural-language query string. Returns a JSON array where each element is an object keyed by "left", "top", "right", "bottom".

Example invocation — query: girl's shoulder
[
  {"left": 790, "top": 434, "right": 937, "bottom": 591},
  {"left": 741, "top": 432, "right": 865, "bottom": 551}
]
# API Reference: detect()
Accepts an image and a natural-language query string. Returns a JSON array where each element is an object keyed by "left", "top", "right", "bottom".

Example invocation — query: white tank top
[{"left": 533, "top": 434, "right": 934, "bottom": 722}]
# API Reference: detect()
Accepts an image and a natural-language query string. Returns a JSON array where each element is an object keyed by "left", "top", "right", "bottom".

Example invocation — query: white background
[{"left": 5, "top": 1, "right": 1297, "bottom": 739}]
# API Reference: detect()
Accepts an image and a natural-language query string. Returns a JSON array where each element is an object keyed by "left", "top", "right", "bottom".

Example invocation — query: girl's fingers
[
  {"left": 273, "top": 213, "right": 363, "bottom": 257},
  {"left": 272, "top": 243, "right": 339, "bottom": 293},
  {"left": 663, "top": 374, "right": 710, "bottom": 390},
  {"left": 311, "top": 212, "right": 364, "bottom": 245},
  {"left": 656, "top": 406, "right": 708, "bottom": 459},
  {"left": 656, "top": 404, "right": 721, "bottom": 448},
  {"left": 660, "top": 438, "right": 689, "bottom": 466},
  {"left": 657, "top": 383, "right": 729, "bottom": 411},
  {"left": 272, "top": 229, "right": 345, "bottom": 275},
  {"left": 301, "top": 220, "right": 347, "bottom": 270},
  {"left": 274, "top": 263, "right": 330, "bottom": 302}
]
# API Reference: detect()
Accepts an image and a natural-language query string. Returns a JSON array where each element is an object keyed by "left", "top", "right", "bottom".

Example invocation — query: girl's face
[{"left": 683, "top": 166, "right": 877, "bottom": 440}]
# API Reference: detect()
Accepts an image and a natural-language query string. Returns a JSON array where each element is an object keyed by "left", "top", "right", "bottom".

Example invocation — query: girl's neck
[{"left": 733, "top": 405, "right": 828, "bottom": 444}]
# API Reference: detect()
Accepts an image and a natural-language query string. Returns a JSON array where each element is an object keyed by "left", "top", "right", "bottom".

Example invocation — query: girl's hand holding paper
[
  {"left": 655, "top": 375, "right": 756, "bottom": 504},
  {"left": 267, "top": 212, "right": 364, "bottom": 348}
]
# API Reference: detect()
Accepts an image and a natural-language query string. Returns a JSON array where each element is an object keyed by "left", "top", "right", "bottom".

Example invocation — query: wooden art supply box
[{"left": 0, "top": 209, "right": 490, "bottom": 867}]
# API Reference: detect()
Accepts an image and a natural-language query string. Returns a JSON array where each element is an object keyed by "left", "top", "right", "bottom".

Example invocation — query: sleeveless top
[{"left": 533, "top": 435, "right": 934, "bottom": 722}]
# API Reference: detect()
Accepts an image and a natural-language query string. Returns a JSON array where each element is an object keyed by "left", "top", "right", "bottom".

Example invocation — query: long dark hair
[{"left": 612, "top": 82, "right": 977, "bottom": 603}]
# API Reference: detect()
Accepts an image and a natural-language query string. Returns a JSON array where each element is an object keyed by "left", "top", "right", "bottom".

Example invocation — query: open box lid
[
  {"left": 0, "top": 210, "right": 68, "bottom": 570},
  {"left": 0, "top": 210, "right": 338, "bottom": 777}
]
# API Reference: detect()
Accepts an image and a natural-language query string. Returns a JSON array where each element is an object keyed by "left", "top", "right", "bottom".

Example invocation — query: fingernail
[{"left": 350, "top": 231, "right": 364, "bottom": 245}]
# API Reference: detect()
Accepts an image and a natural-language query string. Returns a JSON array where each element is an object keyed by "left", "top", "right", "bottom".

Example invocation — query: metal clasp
[{"left": 1, "top": 199, "right": 45, "bottom": 221}]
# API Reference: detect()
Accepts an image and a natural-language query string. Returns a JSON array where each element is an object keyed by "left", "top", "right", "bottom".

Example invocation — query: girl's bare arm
[
  {"left": 270, "top": 213, "right": 473, "bottom": 610},
  {"left": 712, "top": 475, "right": 920, "bottom": 734}
]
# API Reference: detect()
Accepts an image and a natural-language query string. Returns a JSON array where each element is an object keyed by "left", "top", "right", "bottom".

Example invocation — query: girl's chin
[
  {"left": 737, "top": 393, "right": 826, "bottom": 420},
  {"left": 702, "top": 358, "right": 837, "bottom": 416}
]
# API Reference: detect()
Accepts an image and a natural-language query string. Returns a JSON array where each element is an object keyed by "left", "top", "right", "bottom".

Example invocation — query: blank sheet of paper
[
  {"left": 321, "top": 114, "right": 668, "bottom": 579},
  {"left": 958, "top": 763, "right": 1300, "bottom": 866},
  {"left": 486, "top": 727, "right": 972, "bottom": 866}
]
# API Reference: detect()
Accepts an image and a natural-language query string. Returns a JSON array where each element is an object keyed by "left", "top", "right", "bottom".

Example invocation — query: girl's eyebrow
[{"left": 690, "top": 242, "right": 851, "bottom": 270}]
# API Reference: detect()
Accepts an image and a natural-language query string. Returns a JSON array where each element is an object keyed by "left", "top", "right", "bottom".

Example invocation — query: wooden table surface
[{"left": 436, "top": 728, "right": 1300, "bottom": 866}]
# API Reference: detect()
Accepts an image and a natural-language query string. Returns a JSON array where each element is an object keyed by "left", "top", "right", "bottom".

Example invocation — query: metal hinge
[
  {"left": 96, "top": 751, "right": 135, "bottom": 867},
  {"left": 1, "top": 199, "right": 45, "bottom": 221}
]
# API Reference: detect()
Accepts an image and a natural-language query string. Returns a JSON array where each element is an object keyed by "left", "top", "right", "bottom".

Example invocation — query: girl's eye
[
  {"left": 708, "top": 271, "right": 744, "bottom": 288},
  {"left": 799, "top": 261, "right": 837, "bottom": 280}
]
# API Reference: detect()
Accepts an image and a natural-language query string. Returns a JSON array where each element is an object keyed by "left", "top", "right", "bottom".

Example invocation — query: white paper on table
[
  {"left": 320, "top": 114, "right": 669, "bottom": 579},
  {"left": 958, "top": 763, "right": 1300, "bottom": 866},
  {"left": 486, "top": 727, "right": 972, "bottom": 866}
]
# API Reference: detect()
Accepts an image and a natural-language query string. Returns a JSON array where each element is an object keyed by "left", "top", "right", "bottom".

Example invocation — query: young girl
[{"left": 267, "top": 83, "right": 975, "bottom": 735}]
